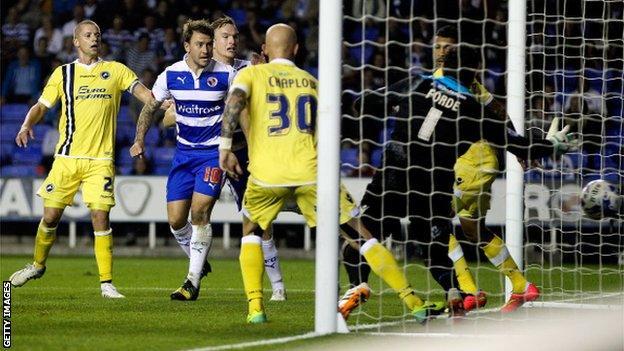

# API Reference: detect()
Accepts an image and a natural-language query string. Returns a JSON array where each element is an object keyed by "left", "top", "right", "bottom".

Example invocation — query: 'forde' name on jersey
[
  {"left": 268, "top": 76, "right": 316, "bottom": 89},
  {"left": 424, "top": 86, "right": 465, "bottom": 111}
]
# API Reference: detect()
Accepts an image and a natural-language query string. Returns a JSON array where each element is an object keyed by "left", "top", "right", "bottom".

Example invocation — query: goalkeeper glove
[{"left": 546, "top": 118, "right": 578, "bottom": 154}]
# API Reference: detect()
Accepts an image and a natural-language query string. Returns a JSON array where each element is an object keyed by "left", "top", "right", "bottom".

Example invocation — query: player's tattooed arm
[
  {"left": 130, "top": 99, "right": 162, "bottom": 158},
  {"left": 135, "top": 99, "right": 163, "bottom": 143},
  {"left": 221, "top": 88, "right": 247, "bottom": 139}
]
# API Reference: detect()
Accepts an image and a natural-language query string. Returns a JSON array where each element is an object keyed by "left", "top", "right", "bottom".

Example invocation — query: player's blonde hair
[
  {"left": 210, "top": 16, "right": 236, "bottom": 31},
  {"left": 182, "top": 19, "right": 212, "bottom": 43},
  {"left": 73, "top": 20, "right": 100, "bottom": 39}
]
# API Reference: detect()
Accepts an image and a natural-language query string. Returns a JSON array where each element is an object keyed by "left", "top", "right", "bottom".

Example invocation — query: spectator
[
  {"left": 61, "top": 4, "right": 85, "bottom": 38},
  {"left": 40, "top": 120, "right": 60, "bottom": 174},
  {"left": 33, "top": 15, "right": 63, "bottom": 55},
  {"left": 52, "top": 0, "right": 78, "bottom": 19},
  {"left": 134, "top": 15, "right": 165, "bottom": 52},
  {"left": 13, "top": 0, "right": 42, "bottom": 29},
  {"left": 158, "top": 28, "right": 182, "bottom": 68},
  {"left": 100, "top": 41, "right": 117, "bottom": 61},
  {"left": 125, "top": 33, "right": 158, "bottom": 76},
  {"left": 352, "top": 0, "right": 386, "bottom": 18},
  {"left": 564, "top": 79, "right": 604, "bottom": 161},
  {"left": 239, "top": 10, "right": 264, "bottom": 48},
  {"left": 568, "top": 77, "right": 606, "bottom": 116},
  {"left": 84, "top": 0, "right": 102, "bottom": 23},
  {"left": 56, "top": 36, "right": 78, "bottom": 63},
  {"left": 1, "top": 46, "right": 41, "bottom": 105},
  {"left": 154, "top": 1, "right": 175, "bottom": 27},
  {"left": 118, "top": 0, "right": 148, "bottom": 31},
  {"left": 2, "top": 6, "right": 30, "bottom": 47},
  {"left": 369, "top": 53, "right": 386, "bottom": 89},
  {"left": 175, "top": 14, "right": 189, "bottom": 37},
  {"left": 103, "top": 15, "right": 133, "bottom": 60},
  {"left": 33, "top": 36, "right": 55, "bottom": 79},
  {"left": 409, "top": 39, "right": 427, "bottom": 76},
  {"left": 128, "top": 68, "right": 160, "bottom": 123}
]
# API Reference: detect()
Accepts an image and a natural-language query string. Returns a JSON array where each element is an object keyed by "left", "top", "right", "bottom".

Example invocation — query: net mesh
[{"left": 340, "top": 0, "right": 623, "bottom": 330}]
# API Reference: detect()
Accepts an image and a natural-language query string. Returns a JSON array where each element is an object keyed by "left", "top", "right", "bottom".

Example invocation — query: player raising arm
[
  {"left": 160, "top": 17, "right": 288, "bottom": 301},
  {"left": 219, "top": 23, "right": 446, "bottom": 324},
  {"left": 131, "top": 19, "right": 220, "bottom": 301},
  {"left": 9, "top": 20, "right": 154, "bottom": 298}
]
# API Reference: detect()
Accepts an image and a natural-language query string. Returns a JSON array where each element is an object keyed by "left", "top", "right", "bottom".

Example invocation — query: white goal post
[
  {"left": 505, "top": 0, "right": 527, "bottom": 302},
  {"left": 316, "top": 0, "right": 343, "bottom": 335}
]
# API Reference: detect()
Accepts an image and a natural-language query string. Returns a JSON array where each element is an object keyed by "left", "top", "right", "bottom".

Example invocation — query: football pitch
[{"left": 1, "top": 256, "right": 622, "bottom": 350}]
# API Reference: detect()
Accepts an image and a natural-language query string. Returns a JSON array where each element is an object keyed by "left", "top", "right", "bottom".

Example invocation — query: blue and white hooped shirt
[{"left": 152, "top": 56, "right": 249, "bottom": 151}]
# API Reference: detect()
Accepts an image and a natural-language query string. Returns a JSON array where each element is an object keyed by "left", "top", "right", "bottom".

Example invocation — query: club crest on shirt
[
  {"left": 100, "top": 71, "right": 110, "bottom": 80},
  {"left": 45, "top": 183, "right": 55, "bottom": 193},
  {"left": 207, "top": 76, "right": 218, "bottom": 87}
]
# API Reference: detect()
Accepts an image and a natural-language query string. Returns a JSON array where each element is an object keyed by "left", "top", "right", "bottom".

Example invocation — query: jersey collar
[
  {"left": 183, "top": 54, "right": 211, "bottom": 79},
  {"left": 270, "top": 58, "right": 295, "bottom": 66},
  {"left": 430, "top": 73, "right": 472, "bottom": 95},
  {"left": 73, "top": 57, "right": 102, "bottom": 70},
  {"left": 212, "top": 57, "right": 235, "bottom": 68}
]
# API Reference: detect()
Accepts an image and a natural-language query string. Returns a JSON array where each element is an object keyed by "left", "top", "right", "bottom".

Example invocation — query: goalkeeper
[{"left": 339, "top": 43, "right": 575, "bottom": 318}]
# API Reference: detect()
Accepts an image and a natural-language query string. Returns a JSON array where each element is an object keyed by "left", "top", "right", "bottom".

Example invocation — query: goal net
[{"left": 339, "top": 0, "right": 623, "bottom": 333}]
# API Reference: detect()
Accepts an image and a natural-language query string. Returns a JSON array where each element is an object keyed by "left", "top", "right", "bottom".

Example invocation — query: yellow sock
[
  {"left": 94, "top": 229, "right": 113, "bottom": 282},
  {"left": 482, "top": 235, "right": 527, "bottom": 293},
  {"left": 448, "top": 234, "right": 478, "bottom": 295},
  {"left": 361, "top": 239, "right": 423, "bottom": 310},
  {"left": 33, "top": 220, "right": 57, "bottom": 269},
  {"left": 240, "top": 236, "right": 265, "bottom": 314}
]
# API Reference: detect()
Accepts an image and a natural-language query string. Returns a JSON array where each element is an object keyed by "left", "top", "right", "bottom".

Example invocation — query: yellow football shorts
[
  {"left": 452, "top": 141, "right": 499, "bottom": 219},
  {"left": 243, "top": 181, "right": 359, "bottom": 230},
  {"left": 37, "top": 157, "right": 115, "bottom": 211}
]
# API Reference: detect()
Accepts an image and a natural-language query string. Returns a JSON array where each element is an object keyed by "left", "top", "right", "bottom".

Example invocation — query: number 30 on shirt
[{"left": 266, "top": 93, "right": 317, "bottom": 136}]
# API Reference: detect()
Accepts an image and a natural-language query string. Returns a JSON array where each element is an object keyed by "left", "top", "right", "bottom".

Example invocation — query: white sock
[
  {"left": 171, "top": 222, "right": 192, "bottom": 257},
  {"left": 187, "top": 224, "right": 213, "bottom": 288},
  {"left": 262, "top": 238, "right": 284, "bottom": 291}
]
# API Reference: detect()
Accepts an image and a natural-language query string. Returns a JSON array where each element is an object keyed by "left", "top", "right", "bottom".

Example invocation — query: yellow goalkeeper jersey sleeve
[
  {"left": 230, "top": 59, "right": 318, "bottom": 186},
  {"left": 39, "top": 59, "right": 138, "bottom": 160}
]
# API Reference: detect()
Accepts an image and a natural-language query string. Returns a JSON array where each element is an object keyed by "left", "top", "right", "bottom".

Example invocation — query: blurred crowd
[
  {"left": 0, "top": 0, "right": 622, "bottom": 181},
  {"left": 0, "top": 0, "right": 319, "bottom": 176}
]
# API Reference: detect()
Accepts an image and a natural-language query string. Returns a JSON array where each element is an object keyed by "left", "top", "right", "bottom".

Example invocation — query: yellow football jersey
[
  {"left": 231, "top": 59, "right": 318, "bottom": 186},
  {"left": 39, "top": 59, "right": 138, "bottom": 160}
]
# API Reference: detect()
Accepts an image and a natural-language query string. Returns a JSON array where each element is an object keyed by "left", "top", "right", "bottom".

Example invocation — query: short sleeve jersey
[
  {"left": 39, "top": 59, "right": 138, "bottom": 160},
  {"left": 230, "top": 59, "right": 318, "bottom": 186}
]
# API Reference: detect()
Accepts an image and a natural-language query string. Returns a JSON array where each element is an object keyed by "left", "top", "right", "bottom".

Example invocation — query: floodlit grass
[{"left": 1, "top": 256, "right": 621, "bottom": 350}]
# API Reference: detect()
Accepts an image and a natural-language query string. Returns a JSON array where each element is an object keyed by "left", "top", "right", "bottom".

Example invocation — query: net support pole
[
  {"left": 505, "top": 0, "right": 527, "bottom": 300},
  {"left": 316, "top": 0, "right": 342, "bottom": 335}
]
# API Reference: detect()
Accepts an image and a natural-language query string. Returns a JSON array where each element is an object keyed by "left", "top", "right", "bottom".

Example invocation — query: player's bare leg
[
  {"left": 240, "top": 217, "right": 267, "bottom": 323},
  {"left": 262, "top": 226, "right": 286, "bottom": 301},
  {"left": 10, "top": 206, "right": 63, "bottom": 287},
  {"left": 171, "top": 193, "right": 217, "bottom": 301},
  {"left": 91, "top": 208, "right": 124, "bottom": 298}
]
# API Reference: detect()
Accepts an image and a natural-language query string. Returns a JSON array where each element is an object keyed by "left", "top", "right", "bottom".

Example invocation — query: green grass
[{"left": 1, "top": 256, "right": 621, "bottom": 350}]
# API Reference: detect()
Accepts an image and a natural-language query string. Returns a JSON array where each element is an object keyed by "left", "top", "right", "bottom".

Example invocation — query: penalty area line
[{"left": 185, "top": 332, "right": 320, "bottom": 351}]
